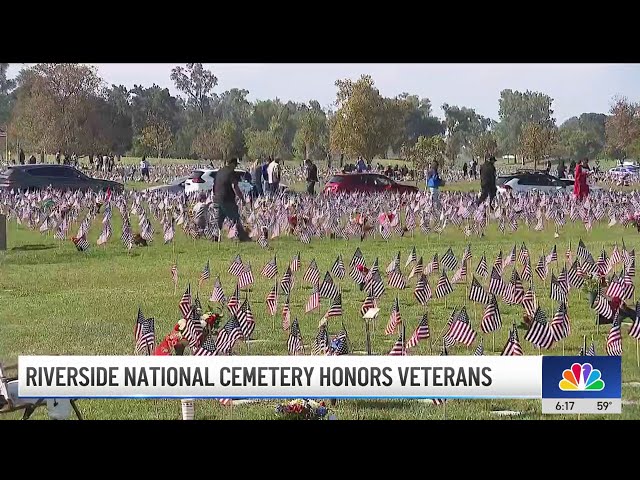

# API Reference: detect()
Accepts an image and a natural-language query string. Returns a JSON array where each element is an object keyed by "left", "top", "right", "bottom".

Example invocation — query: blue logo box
[{"left": 542, "top": 356, "right": 621, "bottom": 399}]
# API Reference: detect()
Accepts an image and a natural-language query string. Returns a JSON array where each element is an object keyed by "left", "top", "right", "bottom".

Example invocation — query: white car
[
  {"left": 497, "top": 171, "right": 601, "bottom": 194},
  {"left": 608, "top": 165, "right": 640, "bottom": 176},
  {"left": 184, "top": 169, "right": 255, "bottom": 196}
]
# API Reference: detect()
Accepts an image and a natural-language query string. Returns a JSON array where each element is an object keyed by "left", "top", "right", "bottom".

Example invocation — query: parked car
[
  {"left": 184, "top": 168, "right": 288, "bottom": 196},
  {"left": 497, "top": 171, "right": 600, "bottom": 194},
  {"left": 145, "top": 176, "right": 188, "bottom": 194},
  {"left": 0, "top": 165, "right": 124, "bottom": 192},
  {"left": 323, "top": 173, "right": 419, "bottom": 195},
  {"left": 608, "top": 165, "right": 640, "bottom": 176}
]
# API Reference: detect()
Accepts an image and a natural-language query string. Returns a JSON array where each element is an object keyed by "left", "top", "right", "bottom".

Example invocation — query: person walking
[
  {"left": 462, "top": 162, "right": 468, "bottom": 178},
  {"left": 476, "top": 156, "right": 497, "bottom": 210},
  {"left": 193, "top": 193, "right": 212, "bottom": 237},
  {"left": 569, "top": 159, "right": 576, "bottom": 178},
  {"left": 251, "top": 159, "right": 263, "bottom": 197},
  {"left": 140, "top": 156, "right": 150, "bottom": 182},
  {"left": 557, "top": 160, "right": 566, "bottom": 179},
  {"left": 574, "top": 157, "right": 591, "bottom": 201},
  {"left": 267, "top": 157, "right": 281, "bottom": 195},
  {"left": 426, "top": 161, "right": 443, "bottom": 209},
  {"left": 261, "top": 158, "right": 270, "bottom": 195},
  {"left": 213, "top": 157, "right": 251, "bottom": 242},
  {"left": 305, "top": 158, "right": 319, "bottom": 195}
]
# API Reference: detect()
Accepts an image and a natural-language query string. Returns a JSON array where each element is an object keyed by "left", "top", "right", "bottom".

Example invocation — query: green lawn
[{"left": 1, "top": 216, "right": 639, "bottom": 420}]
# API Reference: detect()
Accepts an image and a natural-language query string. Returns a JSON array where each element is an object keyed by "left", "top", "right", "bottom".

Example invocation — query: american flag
[
  {"left": 462, "top": 244, "right": 472, "bottom": 264},
  {"left": 194, "top": 333, "right": 218, "bottom": 356},
  {"left": 350, "top": 247, "right": 365, "bottom": 268},
  {"left": 134, "top": 308, "right": 155, "bottom": 355},
  {"left": 261, "top": 256, "right": 278, "bottom": 279},
  {"left": 280, "top": 266, "right": 293, "bottom": 295},
  {"left": 501, "top": 324, "right": 523, "bottom": 356},
  {"left": 386, "top": 251, "right": 401, "bottom": 274},
  {"left": 313, "top": 323, "right": 329, "bottom": 355},
  {"left": 319, "top": 271, "right": 339, "bottom": 299},
  {"left": 305, "top": 282, "right": 320, "bottom": 313},
  {"left": 282, "top": 294, "right": 291, "bottom": 330},
  {"left": 209, "top": 276, "right": 226, "bottom": 303},
  {"left": 327, "top": 330, "right": 350, "bottom": 356},
  {"left": 227, "top": 284, "right": 240, "bottom": 314},
  {"left": 558, "top": 266, "right": 569, "bottom": 293},
  {"left": 257, "top": 226, "right": 269, "bottom": 248},
  {"left": 535, "top": 255, "right": 547, "bottom": 280},
  {"left": 326, "top": 293, "right": 343, "bottom": 318},
  {"left": 236, "top": 298, "right": 256, "bottom": 340},
  {"left": 434, "top": 270, "right": 453, "bottom": 298},
  {"left": 522, "top": 289, "right": 538, "bottom": 318},
  {"left": 365, "top": 270, "right": 385, "bottom": 298},
  {"left": 290, "top": 252, "right": 301, "bottom": 272},
  {"left": 72, "top": 235, "right": 90, "bottom": 252},
  {"left": 408, "top": 256, "right": 424, "bottom": 279},
  {"left": 406, "top": 246, "right": 417, "bottom": 267},
  {"left": 97, "top": 222, "right": 112, "bottom": 245},
  {"left": 360, "top": 290, "right": 376, "bottom": 317},
  {"left": 577, "top": 239, "right": 590, "bottom": 260},
  {"left": 493, "top": 250, "right": 503, "bottom": 275},
  {"left": 388, "top": 329, "right": 406, "bottom": 356},
  {"left": 414, "top": 274, "right": 431, "bottom": 305},
  {"left": 406, "top": 313, "right": 430, "bottom": 350},
  {"left": 238, "top": 263, "right": 255, "bottom": 289},
  {"left": 474, "top": 341, "right": 485, "bottom": 356},
  {"left": 121, "top": 223, "right": 133, "bottom": 250},
  {"left": 629, "top": 302, "right": 640, "bottom": 339},
  {"left": 476, "top": 254, "right": 488, "bottom": 278},
  {"left": 288, "top": 318, "right": 304, "bottom": 355},
  {"left": 505, "top": 244, "right": 516, "bottom": 266},
  {"left": 550, "top": 274, "right": 568, "bottom": 304},
  {"left": 481, "top": 296, "right": 502, "bottom": 334},
  {"left": 228, "top": 254, "right": 243, "bottom": 276},
  {"left": 216, "top": 315, "right": 243, "bottom": 354},
  {"left": 364, "top": 258, "right": 379, "bottom": 284},
  {"left": 567, "top": 260, "right": 584, "bottom": 289},
  {"left": 605, "top": 275, "right": 625, "bottom": 299},
  {"left": 385, "top": 296, "right": 402, "bottom": 335},
  {"left": 171, "top": 263, "right": 178, "bottom": 288},
  {"left": 185, "top": 307, "right": 204, "bottom": 351},
  {"left": 441, "top": 247, "right": 458, "bottom": 271},
  {"left": 518, "top": 242, "right": 530, "bottom": 265},
  {"left": 521, "top": 259, "right": 532, "bottom": 282},
  {"left": 447, "top": 307, "right": 477, "bottom": 347},
  {"left": 426, "top": 253, "right": 439, "bottom": 275},
  {"left": 469, "top": 276, "right": 491, "bottom": 305},
  {"left": 596, "top": 248, "right": 608, "bottom": 276},
  {"left": 179, "top": 285, "right": 192, "bottom": 319},
  {"left": 621, "top": 269, "right": 634, "bottom": 299},
  {"left": 525, "top": 308, "right": 554, "bottom": 349},
  {"left": 546, "top": 245, "right": 558, "bottom": 264},
  {"left": 303, "top": 259, "right": 320, "bottom": 285},
  {"left": 199, "top": 260, "right": 210, "bottom": 287},
  {"left": 606, "top": 315, "right": 623, "bottom": 356},
  {"left": 451, "top": 263, "right": 467, "bottom": 284},
  {"left": 388, "top": 267, "right": 406, "bottom": 290},
  {"left": 592, "top": 295, "right": 613, "bottom": 320},
  {"left": 331, "top": 255, "right": 346, "bottom": 279},
  {"left": 507, "top": 269, "right": 524, "bottom": 304},
  {"left": 586, "top": 341, "right": 596, "bottom": 356},
  {"left": 489, "top": 266, "right": 507, "bottom": 298},
  {"left": 551, "top": 302, "right": 570, "bottom": 341},
  {"left": 266, "top": 283, "right": 278, "bottom": 316}
]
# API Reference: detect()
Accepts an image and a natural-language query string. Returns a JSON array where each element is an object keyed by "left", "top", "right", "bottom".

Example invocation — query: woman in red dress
[{"left": 573, "top": 157, "right": 591, "bottom": 201}]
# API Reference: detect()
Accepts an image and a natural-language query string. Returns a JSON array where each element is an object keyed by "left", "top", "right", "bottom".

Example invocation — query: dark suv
[
  {"left": 323, "top": 173, "right": 418, "bottom": 195},
  {"left": 0, "top": 165, "right": 124, "bottom": 192}
]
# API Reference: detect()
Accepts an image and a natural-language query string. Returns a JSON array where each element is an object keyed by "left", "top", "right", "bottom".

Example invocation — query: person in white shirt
[
  {"left": 140, "top": 156, "right": 150, "bottom": 181},
  {"left": 266, "top": 158, "right": 281, "bottom": 195}
]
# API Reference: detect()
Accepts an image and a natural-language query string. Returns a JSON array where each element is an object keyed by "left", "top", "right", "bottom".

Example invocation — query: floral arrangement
[
  {"left": 582, "top": 276, "right": 601, "bottom": 294},
  {"left": 275, "top": 399, "right": 329, "bottom": 420}
]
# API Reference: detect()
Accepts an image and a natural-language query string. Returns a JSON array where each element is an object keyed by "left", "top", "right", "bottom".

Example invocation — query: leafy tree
[
  {"left": 471, "top": 131, "right": 498, "bottom": 161},
  {"left": 557, "top": 113, "right": 607, "bottom": 160},
  {"left": 605, "top": 97, "right": 640, "bottom": 159},
  {"left": 496, "top": 89, "right": 555, "bottom": 164},
  {"left": 170, "top": 63, "right": 217, "bottom": 120},
  {"left": 330, "top": 75, "right": 404, "bottom": 161},
  {"left": 402, "top": 135, "right": 446, "bottom": 173},
  {"left": 0, "top": 63, "right": 16, "bottom": 127},
  {"left": 293, "top": 108, "right": 327, "bottom": 159},
  {"left": 192, "top": 120, "right": 238, "bottom": 161},
  {"left": 441, "top": 104, "right": 490, "bottom": 165},
  {"left": 519, "top": 122, "right": 556, "bottom": 170},
  {"left": 140, "top": 122, "right": 173, "bottom": 159}
]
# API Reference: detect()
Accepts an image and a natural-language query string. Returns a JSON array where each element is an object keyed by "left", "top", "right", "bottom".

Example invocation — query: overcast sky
[{"left": 7, "top": 63, "right": 640, "bottom": 123}]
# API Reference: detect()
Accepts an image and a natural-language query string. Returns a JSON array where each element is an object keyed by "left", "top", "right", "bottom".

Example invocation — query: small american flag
[
  {"left": 209, "top": 276, "right": 226, "bottom": 303},
  {"left": 194, "top": 334, "right": 218, "bottom": 356},
  {"left": 179, "top": 285, "right": 192, "bottom": 319},
  {"left": 525, "top": 308, "right": 554, "bottom": 349},
  {"left": 447, "top": 307, "right": 477, "bottom": 346},
  {"left": 481, "top": 296, "right": 501, "bottom": 334},
  {"left": 319, "top": 271, "right": 339, "bottom": 299},
  {"left": 476, "top": 254, "right": 488, "bottom": 278},
  {"left": 72, "top": 235, "right": 90, "bottom": 252},
  {"left": 360, "top": 291, "right": 376, "bottom": 317},
  {"left": 288, "top": 318, "right": 304, "bottom": 355},
  {"left": 282, "top": 294, "right": 291, "bottom": 330},
  {"left": 216, "top": 315, "right": 244, "bottom": 355},
  {"left": 414, "top": 274, "right": 431, "bottom": 305},
  {"left": 228, "top": 254, "right": 243, "bottom": 276},
  {"left": 238, "top": 263, "right": 255, "bottom": 289},
  {"left": 280, "top": 266, "right": 293, "bottom": 295},
  {"left": 551, "top": 302, "right": 570, "bottom": 341},
  {"left": 406, "top": 313, "right": 430, "bottom": 350},
  {"left": 473, "top": 341, "right": 485, "bottom": 356},
  {"left": 384, "top": 296, "right": 402, "bottom": 336},
  {"left": 199, "top": 260, "right": 210, "bottom": 287},
  {"left": 387, "top": 267, "right": 406, "bottom": 290},
  {"left": 388, "top": 333, "right": 406, "bottom": 356},
  {"left": 331, "top": 255, "right": 346, "bottom": 279},
  {"left": 606, "top": 315, "right": 623, "bottom": 356},
  {"left": 236, "top": 298, "right": 256, "bottom": 340},
  {"left": 405, "top": 246, "right": 417, "bottom": 267},
  {"left": 326, "top": 293, "right": 343, "bottom": 318},
  {"left": 441, "top": 247, "right": 458, "bottom": 271},
  {"left": 434, "top": 270, "right": 453, "bottom": 298},
  {"left": 303, "top": 259, "right": 320, "bottom": 285},
  {"left": 171, "top": 263, "right": 178, "bottom": 288},
  {"left": 261, "top": 256, "right": 278, "bottom": 279},
  {"left": 313, "top": 323, "right": 329, "bottom": 355},
  {"left": 134, "top": 308, "right": 155, "bottom": 355},
  {"left": 290, "top": 252, "right": 301, "bottom": 272},
  {"left": 629, "top": 302, "right": 640, "bottom": 339},
  {"left": 501, "top": 324, "right": 523, "bottom": 356},
  {"left": 305, "top": 282, "right": 320, "bottom": 313},
  {"left": 227, "top": 284, "right": 240, "bottom": 314},
  {"left": 266, "top": 283, "right": 278, "bottom": 316},
  {"left": 469, "top": 276, "right": 491, "bottom": 305}
]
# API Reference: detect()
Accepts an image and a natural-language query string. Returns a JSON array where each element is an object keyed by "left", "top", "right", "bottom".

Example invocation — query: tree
[
  {"left": 9, "top": 63, "right": 102, "bottom": 154},
  {"left": 170, "top": 63, "right": 217, "bottom": 120},
  {"left": 471, "top": 131, "right": 498, "bottom": 161},
  {"left": 519, "top": 122, "right": 556, "bottom": 170},
  {"left": 557, "top": 113, "right": 607, "bottom": 160},
  {"left": 330, "top": 75, "right": 404, "bottom": 161},
  {"left": 140, "top": 122, "right": 173, "bottom": 159},
  {"left": 496, "top": 89, "right": 555, "bottom": 164},
  {"left": 293, "top": 108, "right": 327, "bottom": 159},
  {"left": 605, "top": 97, "right": 640, "bottom": 159},
  {"left": 441, "top": 104, "right": 490, "bottom": 165},
  {"left": 402, "top": 135, "right": 446, "bottom": 173},
  {"left": 0, "top": 63, "right": 16, "bottom": 127}
]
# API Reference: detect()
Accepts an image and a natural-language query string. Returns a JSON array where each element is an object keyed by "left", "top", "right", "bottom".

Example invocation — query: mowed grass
[{"left": 1, "top": 216, "right": 640, "bottom": 420}]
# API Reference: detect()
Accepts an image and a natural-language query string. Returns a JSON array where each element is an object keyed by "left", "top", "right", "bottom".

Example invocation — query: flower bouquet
[
  {"left": 275, "top": 399, "right": 329, "bottom": 420},
  {"left": 200, "top": 311, "right": 223, "bottom": 336}
]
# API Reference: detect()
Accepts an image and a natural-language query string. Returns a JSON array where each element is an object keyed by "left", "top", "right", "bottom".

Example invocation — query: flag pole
[
  {"left": 582, "top": 335, "right": 586, "bottom": 355},
  {"left": 636, "top": 339, "right": 639, "bottom": 368},
  {"left": 492, "top": 331, "right": 495, "bottom": 353}
]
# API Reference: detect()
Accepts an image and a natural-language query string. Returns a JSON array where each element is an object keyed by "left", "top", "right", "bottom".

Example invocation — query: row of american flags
[{"left": 4, "top": 180, "right": 640, "bottom": 250}]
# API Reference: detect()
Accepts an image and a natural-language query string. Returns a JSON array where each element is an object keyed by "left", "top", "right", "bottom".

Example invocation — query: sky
[{"left": 6, "top": 63, "right": 640, "bottom": 123}]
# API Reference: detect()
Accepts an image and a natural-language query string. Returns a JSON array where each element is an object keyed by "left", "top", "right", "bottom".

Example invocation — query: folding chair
[{"left": 0, "top": 363, "right": 83, "bottom": 420}]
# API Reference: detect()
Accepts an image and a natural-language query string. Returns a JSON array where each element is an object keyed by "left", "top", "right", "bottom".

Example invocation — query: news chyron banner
[{"left": 18, "top": 355, "right": 622, "bottom": 413}]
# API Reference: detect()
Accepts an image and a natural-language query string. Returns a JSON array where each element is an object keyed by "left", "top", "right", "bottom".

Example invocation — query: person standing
[
  {"left": 462, "top": 162, "right": 468, "bottom": 178},
  {"left": 251, "top": 159, "right": 263, "bottom": 197},
  {"left": 557, "top": 160, "right": 566, "bottom": 179},
  {"left": 261, "top": 158, "right": 270, "bottom": 195},
  {"left": 267, "top": 157, "right": 281, "bottom": 195},
  {"left": 569, "top": 159, "right": 576, "bottom": 178},
  {"left": 55, "top": 151, "right": 60, "bottom": 164},
  {"left": 477, "top": 156, "right": 497, "bottom": 209},
  {"left": 356, "top": 157, "right": 366, "bottom": 173},
  {"left": 213, "top": 157, "right": 251, "bottom": 242},
  {"left": 305, "top": 159, "right": 319, "bottom": 195},
  {"left": 574, "top": 157, "right": 591, "bottom": 201},
  {"left": 426, "top": 161, "right": 443, "bottom": 209},
  {"left": 19, "top": 148, "right": 25, "bottom": 165},
  {"left": 140, "top": 156, "right": 150, "bottom": 181},
  {"left": 193, "top": 193, "right": 212, "bottom": 237},
  {"left": 28, "top": 154, "right": 36, "bottom": 164}
]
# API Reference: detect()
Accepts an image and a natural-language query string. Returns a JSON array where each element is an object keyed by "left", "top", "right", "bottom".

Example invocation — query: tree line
[{"left": 1, "top": 63, "right": 638, "bottom": 171}]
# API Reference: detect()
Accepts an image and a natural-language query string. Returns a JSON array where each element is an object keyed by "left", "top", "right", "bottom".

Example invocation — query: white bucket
[
  {"left": 181, "top": 399, "right": 195, "bottom": 420},
  {"left": 47, "top": 399, "right": 72, "bottom": 420}
]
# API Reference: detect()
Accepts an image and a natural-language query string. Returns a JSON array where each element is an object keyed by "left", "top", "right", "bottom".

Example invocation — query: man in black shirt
[
  {"left": 476, "top": 156, "right": 497, "bottom": 210},
  {"left": 305, "top": 159, "right": 319, "bottom": 195},
  {"left": 214, "top": 157, "right": 251, "bottom": 242}
]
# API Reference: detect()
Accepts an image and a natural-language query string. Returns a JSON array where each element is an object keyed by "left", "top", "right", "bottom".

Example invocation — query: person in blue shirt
[
  {"left": 356, "top": 157, "right": 366, "bottom": 173},
  {"left": 426, "top": 161, "right": 443, "bottom": 209}
]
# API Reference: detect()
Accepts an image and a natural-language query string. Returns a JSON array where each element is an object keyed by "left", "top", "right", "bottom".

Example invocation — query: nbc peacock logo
[{"left": 558, "top": 363, "right": 605, "bottom": 392}]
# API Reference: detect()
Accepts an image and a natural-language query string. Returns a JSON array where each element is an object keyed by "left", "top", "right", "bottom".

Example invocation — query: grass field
[{"left": 1, "top": 208, "right": 639, "bottom": 420}]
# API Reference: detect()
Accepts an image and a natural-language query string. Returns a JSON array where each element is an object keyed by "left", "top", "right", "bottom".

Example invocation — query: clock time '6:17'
[{"left": 556, "top": 401, "right": 574, "bottom": 411}]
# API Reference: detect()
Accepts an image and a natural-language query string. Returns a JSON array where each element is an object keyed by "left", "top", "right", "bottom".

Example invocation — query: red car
[{"left": 323, "top": 173, "right": 418, "bottom": 195}]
